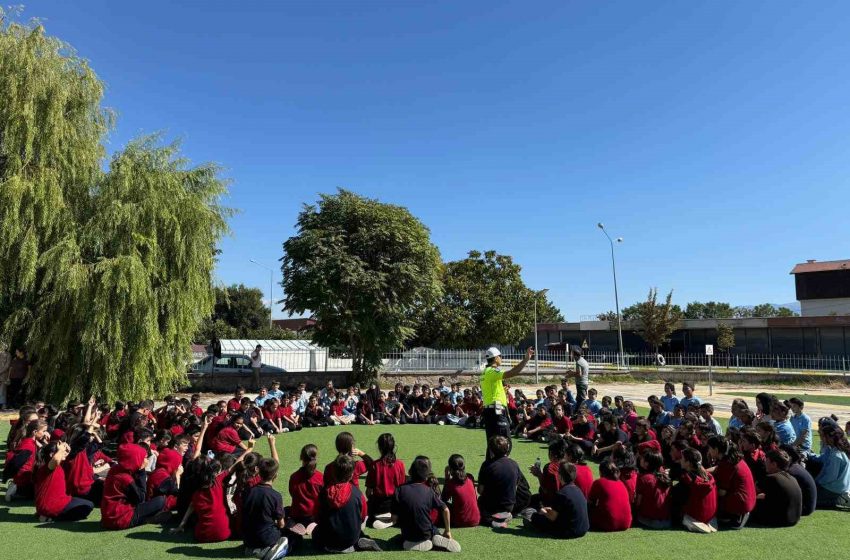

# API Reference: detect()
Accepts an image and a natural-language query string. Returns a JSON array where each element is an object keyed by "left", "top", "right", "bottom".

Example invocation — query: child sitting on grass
[
  {"left": 441, "top": 454, "right": 480, "bottom": 528},
  {"left": 242, "top": 457, "right": 290, "bottom": 560},
  {"left": 323, "top": 432, "right": 372, "bottom": 489},
  {"left": 366, "top": 433, "right": 406, "bottom": 528}
]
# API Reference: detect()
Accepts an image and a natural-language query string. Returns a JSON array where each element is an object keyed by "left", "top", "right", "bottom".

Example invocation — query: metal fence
[
  {"left": 380, "top": 349, "right": 850, "bottom": 374},
  {"left": 193, "top": 347, "right": 849, "bottom": 375}
]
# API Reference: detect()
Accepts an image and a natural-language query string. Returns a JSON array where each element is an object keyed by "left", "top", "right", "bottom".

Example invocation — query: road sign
[{"left": 705, "top": 344, "right": 714, "bottom": 356}]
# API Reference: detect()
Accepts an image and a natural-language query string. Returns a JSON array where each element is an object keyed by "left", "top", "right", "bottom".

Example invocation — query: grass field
[
  {"left": 2, "top": 422, "right": 850, "bottom": 560},
  {"left": 723, "top": 392, "right": 850, "bottom": 408}
]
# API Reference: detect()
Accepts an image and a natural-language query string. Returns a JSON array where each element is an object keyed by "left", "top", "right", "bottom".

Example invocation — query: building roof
[
  {"left": 220, "top": 339, "right": 321, "bottom": 352},
  {"left": 790, "top": 259, "right": 850, "bottom": 274},
  {"left": 272, "top": 317, "right": 317, "bottom": 331}
]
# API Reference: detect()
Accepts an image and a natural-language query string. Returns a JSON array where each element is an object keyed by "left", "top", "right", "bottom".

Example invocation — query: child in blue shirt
[
  {"left": 770, "top": 402, "right": 797, "bottom": 445},
  {"left": 679, "top": 383, "right": 701, "bottom": 409},
  {"left": 584, "top": 388, "right": 602, "bottom": 417},
  {"left": 660, "top": 382, "right": 679, "bottom": 412},
  {"left": 811, "top": 420, "right": 850, "bottom": 509},
  {"left": 788, "top": 398, "right": 813, "bottom": 452}
]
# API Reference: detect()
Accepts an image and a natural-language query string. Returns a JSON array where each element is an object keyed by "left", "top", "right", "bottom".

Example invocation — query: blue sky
[{"left": 23, "top": 1, "right": 850, "bottom": 319}]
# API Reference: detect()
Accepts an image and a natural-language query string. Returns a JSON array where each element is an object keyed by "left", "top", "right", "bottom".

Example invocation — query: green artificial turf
[
  {"left": 723, "top": 392, "right": 850, "bottom": 408},
  {"left": 2, "top": 422, "right": 850, "bottom": 560}
]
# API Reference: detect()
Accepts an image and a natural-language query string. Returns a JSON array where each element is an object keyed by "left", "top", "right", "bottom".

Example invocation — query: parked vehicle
[{"left": 189, "top": 354, "right": 287, "bottom": 375}]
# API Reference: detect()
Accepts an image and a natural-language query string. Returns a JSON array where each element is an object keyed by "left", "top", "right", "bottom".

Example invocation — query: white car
[{"left": 190, "top": 354, "right": 287, "bottom": 375}]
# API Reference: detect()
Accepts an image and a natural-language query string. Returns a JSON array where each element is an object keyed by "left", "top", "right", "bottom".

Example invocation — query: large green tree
[
  {"left": 684, "top": 301, "right": 736, "bottom": 319},
  {"left": 195, "top": 284, "right": 299, "bottom": 342},
  {"left": 281, "top": 190, "right": 442, "bottom": 382},
  {"left": 0, "top": 18, "right": 229, "bottom": 401},
  {"left": 632, "top": 288, "right": 683, "bottom": 353},
  {"left": 413, "top": 250, "right": 563, "bottom": 348}
]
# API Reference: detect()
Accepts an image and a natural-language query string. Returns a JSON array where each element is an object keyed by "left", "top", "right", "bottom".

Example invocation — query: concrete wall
[{"left": 802, "top": 298, "right": 850, "bottom": 317}]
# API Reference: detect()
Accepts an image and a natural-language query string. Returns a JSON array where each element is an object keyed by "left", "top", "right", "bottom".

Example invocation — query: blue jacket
[{"left": 814, "top": 446, "right": 850, "bottom": 494}]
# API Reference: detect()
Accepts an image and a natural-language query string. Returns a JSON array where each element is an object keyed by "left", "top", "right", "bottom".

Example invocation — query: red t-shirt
[
  {"left": 620, "top": 469, "right": 638, "bottom": 502},
  {"left": 441, "top": 474, "right": 480, "bottom": 527},
  {"left": 210, "top": 426, "right": 242, "bottom": 454},
  {"left": 436, "top": 402, "right": 454, "bottom": 415},
  {"left": 528, "top": 414, "right": 552, "bottom": 430},
  {"left": 35, "top": 465, "right": 72, "bottom": 518},
  {"left": 192, "top": 471, "right": 231, "bottom": 543},
  {"left": 680, "top": 472, "right": 718, "bottom": 523},
  {"left": 366, "top": 458, "right": 406, "bottom": 498},
  {"left": 634, "top": 472, "right": 671, "bottom": 521},
  {"left": 713, "top": 459, "right": 756, "bottom": 516},
  {"left": 574, "top": 464, "right": 594, "bottom": 498},
  {"left": 12, "top": 437, "right": 37, "bottom": 487},
  {"left": 288, "top": 467, "right": 324, "bottom": 519},
  {"left": 263, "top": 408, "right": 283, "bottom": 422},
  {"left": 191, "top": 405, "right": 204, "bottom": 417},
  {"left": 63, "top": 450, "right": 95, "bottom": 497},
  {"left": 552, "top": 415, "right": 573, "bottom": 435},
  {"left": 330, "top": 402, "right": 347, "bottom": 416},
  {"left": 280, "top": 406, "right": 295, "bottom": 419},
  {"left": 539, "top": 460, "right": 562, "bottom": 505},
  {"left": 588, "top": 478, "right": 632, "bottom": 532},
  {"left": 226, "top": 398, "right": 241, "bottom": 412},
  {"left": 324, "top": 458, "right": 367, "bottom": 488}
]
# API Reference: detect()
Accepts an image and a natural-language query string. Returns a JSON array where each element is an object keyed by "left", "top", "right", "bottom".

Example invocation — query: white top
[{"left": 250, "top": 350, "right": 262, "bottom": 368}]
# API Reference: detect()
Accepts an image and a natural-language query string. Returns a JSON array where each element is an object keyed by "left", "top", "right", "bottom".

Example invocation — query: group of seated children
[{"left": 3, "top": 381, "right": 850, "bottom": 558}]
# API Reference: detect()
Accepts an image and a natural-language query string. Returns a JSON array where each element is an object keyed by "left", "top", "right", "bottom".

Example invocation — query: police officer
[{"left": 480, "top": 346, "right": 534, "bottom": 458}]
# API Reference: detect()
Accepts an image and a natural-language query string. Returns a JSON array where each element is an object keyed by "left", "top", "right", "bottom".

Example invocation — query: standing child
[
  {"left": 391, "top": 456, "right": 461, "bottom": 552},
  {"left": 323, "top": 432, "right": 372, "bottom": 488},
  {"left": 661, "top": 382, "right": 679, "bottom": 412},
  {"left": 679, "top": 383, "right": 701, "bottom": 409},
  {"left": 441, "top": 454, "right": 480, "bottom": 528},
  {"left": 242, "top": 458, "right": 290, "bottom": 560},
  {"left": 35, "top": 441, "right": 94, "bottom": 522},
  {"left": 366, "top": 433, "right": 406, "bottom": 528}
]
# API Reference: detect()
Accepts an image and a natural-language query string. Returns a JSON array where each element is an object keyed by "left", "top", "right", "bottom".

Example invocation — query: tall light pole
[
  {"left": 534, "top": 288, "right": 549, "bottom": 385},
  {"left": 597, "top": 223, "right": 625, "bottom": 369},
  {"left": 249, "top": 259, "right": 274, "bottom": 328}
]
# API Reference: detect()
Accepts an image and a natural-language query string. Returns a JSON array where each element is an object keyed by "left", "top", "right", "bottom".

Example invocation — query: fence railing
[{"left": 191, "top": 348, "right": 849, "bottom": 375}]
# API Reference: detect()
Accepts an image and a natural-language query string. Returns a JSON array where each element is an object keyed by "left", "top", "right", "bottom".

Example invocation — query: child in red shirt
[
  {"left": 287, "top": 444, "right": 324, "bottom": 532},
  {"left": 634, "top": 451, "right": 671, "bottom": 529},
  {"left": 707, "top": 436, "right": 756, "bottom": 529},
  {"left": 210, "top": 413, "right": 250, "bottom": 456},
  {"left": 441, "top": 454, "right": 480, "bottom": 527},
  {"left": 565, "top": 444, "right": 594, "bottom": 498},
  {"left": 588, "top": 461, "right": 632, "bottom": 532},
  {"left": 35, "top": 441, "right": 94, "bottom": 522},
  {"left": 529, "top": 438, "right": 568, "bottom": 508},
  {"left": 366, "top": 433, "right": 406, "bottom": 527},
  {"left": 323, "top": 432, "right": 372, "bottom": 488},
  {"left": 678, "top": 448, "right": 718, "bottom": 533},
  {"left": 5, "top": 419, "right": 48, "bottom": 501},
  {"left": 147, "top": 447, "right": 183, "bottom": 511},
  {"left": 101, "top": 444, "right": 167, "bottom": 529},
  {"left": 176, "top": 453, "right": 245, "bottom": 543}
]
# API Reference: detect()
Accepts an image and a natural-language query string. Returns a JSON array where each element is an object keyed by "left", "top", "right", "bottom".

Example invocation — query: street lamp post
[
  {"left": 249, "top": 259, "right": 274, "bottom": 328},
  {"left": 597, "top": 223, "right": 625, "bottom": 370},
  {"left": 534, "top": 288, "right": 549, "bottom": 385}
]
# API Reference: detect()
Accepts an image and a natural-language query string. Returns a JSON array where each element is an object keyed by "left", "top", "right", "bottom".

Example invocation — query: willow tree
[
  {"left": 0, "top": 15, "right": 229, "bottom": 401},
  {"left": 282, "top": 189, "right": 442, "bottom": 382}
]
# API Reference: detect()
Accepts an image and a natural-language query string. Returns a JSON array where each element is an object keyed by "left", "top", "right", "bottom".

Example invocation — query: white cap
[{"left": 484, "top": 347, "right": 501, "bottom": 360}]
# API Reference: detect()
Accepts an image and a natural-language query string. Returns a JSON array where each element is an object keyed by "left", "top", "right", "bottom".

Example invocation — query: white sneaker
[
  {"left": 490, "top": 511, "right": 512, "bottom": 528},
  {"left": 437, "top": 420, "right": 445, "bottom": 426},
  {"left": 432, "top": 534, "right": 461, "bottom": 552},
  {"left": 5, "top": 481, "right": 17, "bottom": 502},
  {"left": 38, "top": 515, "right": 54, "bottom": 523},
  {"left": 267, "top": 536, "right": 289, "bottom": 560},
  {"left": 282, "top": 428, "right": 290, "bottom": 433},
  {"left": 403, "top": 540, "right": 433, "bottom": 552},
  {"left": 372, "top": 518, "right": 394, "bottom": 529}
]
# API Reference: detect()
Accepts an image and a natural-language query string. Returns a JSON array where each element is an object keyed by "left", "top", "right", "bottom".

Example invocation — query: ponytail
[{"left": 300, "top": 444, "right": 318, "bottom": 475}]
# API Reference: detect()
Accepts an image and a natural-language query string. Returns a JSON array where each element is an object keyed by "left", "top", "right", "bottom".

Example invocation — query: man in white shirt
[{"left": 250, "top": 344, "right": 263, "bottom": 390}]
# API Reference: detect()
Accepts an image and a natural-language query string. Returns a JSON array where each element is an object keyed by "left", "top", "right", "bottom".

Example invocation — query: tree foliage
[
  {"left": 0, "top": 17, "right": 229, "bottom": 401},
  {"left": 193, "top": 284, "right": 299, "bottom": 342},
  {"left": 716, "top": 323, "right": 735, "bottom": 352},
  {"left": 684, "top": 301, "right": 736, "bottom": 319},
  {"left": 281, "top": 190, "right": 442, "bottom": 382},
  {"left": 740, "top": 303, "right": 799, "bottom": 318},
  {"left": 632, "top": 288, "right": 683, "bottom": 352},
  {"left": 413, "top": 250, "right": 563, "bottom": 348}
]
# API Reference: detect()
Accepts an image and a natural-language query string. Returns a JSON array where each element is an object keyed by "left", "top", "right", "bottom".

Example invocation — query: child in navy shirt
[
  {"left": 242, "top": 458, "right": 289, "bottom": 560},
  {"left": 523, "top": 462, "right": 589, "bottom": 539},
  {"left": 391, "top": 456, "right": 461, "bottom": 552}
]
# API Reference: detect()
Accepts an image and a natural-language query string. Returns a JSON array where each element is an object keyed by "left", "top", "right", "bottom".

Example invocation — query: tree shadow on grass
[
  {"left": 492, "top": 525, "right": 561, "bottom": 540},
  {"left": 0, "top": 506, "right": 104, "bottom": 533}
]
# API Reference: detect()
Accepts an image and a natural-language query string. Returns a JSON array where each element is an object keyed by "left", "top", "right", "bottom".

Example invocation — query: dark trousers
[
  {"left": 8, "top": 378, "right": 24, "bottom": 408},
  {"left": 575, "top": 383, "right": 588, "bottom": 410},
  {"left": 483, "top": 407, "right": 511, "bottom": 459},
  {"left": 129, "top": 495, "right": 167, "bottom": 527},
  {"left": 76, "top": 478, "right": 104, "bottom": 506},
  {"left": 55, "top": 497, "right": 95, "bottom": 522}
]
